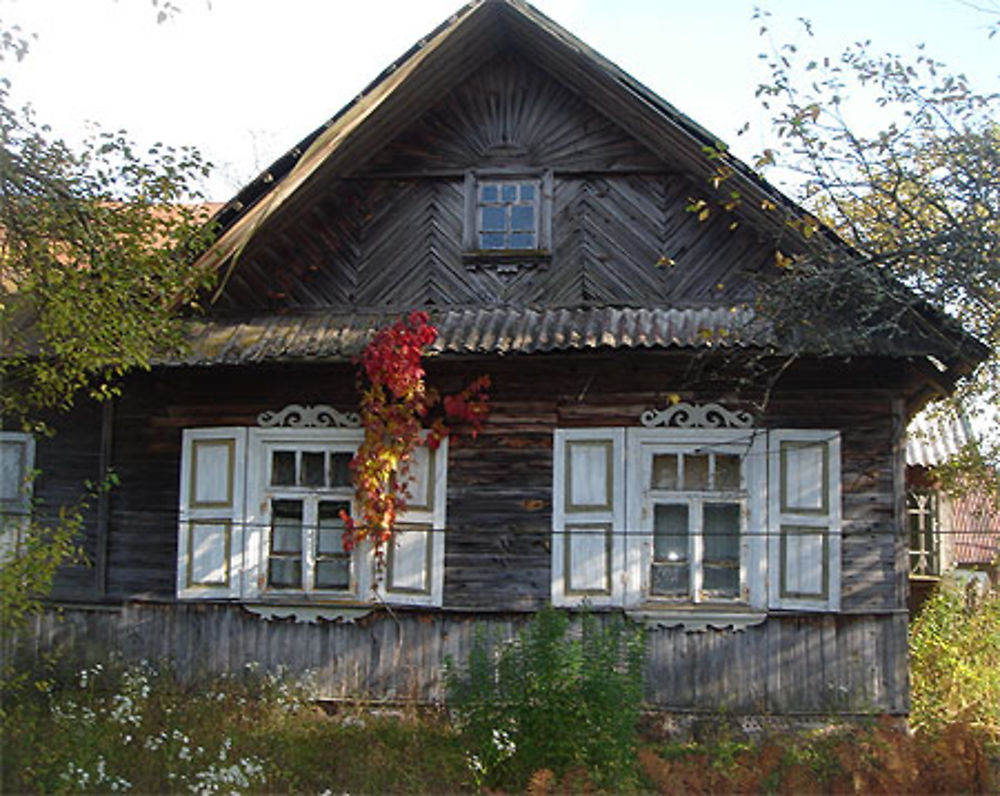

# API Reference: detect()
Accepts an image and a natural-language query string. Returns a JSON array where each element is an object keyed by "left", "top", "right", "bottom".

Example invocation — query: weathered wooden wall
[
  {"left": 38, "top": 353, "right": 908, "bottom": 613},
  {"left": 20, "top": 603, "right": 908, "bottom": 714},
  {"left": 213, "top": 56, "right": 773, "bottom": 314},
  {"left": 36, "top": 352, "right": 906, "bottom": 612}
]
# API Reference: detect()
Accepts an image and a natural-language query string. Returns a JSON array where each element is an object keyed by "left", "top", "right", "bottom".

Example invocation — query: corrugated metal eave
[{"left": 167, "top": 306, "right": 758, "bottom": 366}]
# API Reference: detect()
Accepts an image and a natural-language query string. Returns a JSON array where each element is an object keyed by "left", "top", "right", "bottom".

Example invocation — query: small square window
[
  {"left": 476, "top": 179, "right": 539, "bottom": 250},
  {"left": 464, "top": 172, "right": 552, "bottom": 260}
]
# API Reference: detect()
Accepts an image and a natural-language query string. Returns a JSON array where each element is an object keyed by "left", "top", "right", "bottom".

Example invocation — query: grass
[
  {"left": 3, "top": 587, "right": 997, "bottom": 793},
  {"left": 0, "top": 658, "right": 470, "bottom": 794}
]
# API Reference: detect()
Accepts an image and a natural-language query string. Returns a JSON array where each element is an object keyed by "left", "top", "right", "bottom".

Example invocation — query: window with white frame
[
  {"left": 907, "top": 490, "right": 940, "bottom": 576},
  {"left": 463, "top": 171, "right": 552, "bottom": 256},
  {"left": 552, "top": 423, "right": 841, "bottom": 614},
  {"left": 0, "top": 431, "right": 35, "bottom": 559},
  {"left": 177, "top": 421, "right": 447, "bottom": 607}
]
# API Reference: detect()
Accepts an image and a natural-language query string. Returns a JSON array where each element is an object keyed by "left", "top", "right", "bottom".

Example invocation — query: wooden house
[{"left": 5, "top": 0, "right": 986, "bottom": 717}]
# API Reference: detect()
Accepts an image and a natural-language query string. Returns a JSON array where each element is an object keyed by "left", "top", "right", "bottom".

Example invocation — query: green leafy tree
[
  {"left": 0, "top": 20, "right": 216, "bottom": 639},
  {"left": 726, "top": 11, "right": 999, "bottom": 491},
  {"left": 0, "top": 36, "right": 216, "bottom": 423}
]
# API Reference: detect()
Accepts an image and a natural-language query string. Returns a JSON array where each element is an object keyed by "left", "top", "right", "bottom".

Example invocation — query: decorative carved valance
[
  {"left": 640, "top": 402, "right": 754, "bottom": 429},
  {"left": 257, "top": 404, "right": 361, "bottom": 429}
]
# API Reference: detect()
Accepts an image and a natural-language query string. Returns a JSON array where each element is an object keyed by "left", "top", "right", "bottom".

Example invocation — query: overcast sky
[{"left": 5, "top": 0, "right": 999, "bottom": 200}]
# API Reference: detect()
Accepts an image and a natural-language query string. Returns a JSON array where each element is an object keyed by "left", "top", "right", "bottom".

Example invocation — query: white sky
[{"left": 4, "top": 0, "right": 999, "bottom": 200}]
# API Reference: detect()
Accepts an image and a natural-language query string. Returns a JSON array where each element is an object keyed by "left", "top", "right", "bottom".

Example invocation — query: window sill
[
  {"left": 463, "top": 249, "right": 551, "bottom": 272},
  {"left": 625, "top": 604, "right": 767, "bottom": 632}
]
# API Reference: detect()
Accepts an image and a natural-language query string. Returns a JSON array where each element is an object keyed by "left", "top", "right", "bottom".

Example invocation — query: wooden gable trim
[{"left": 194, "top": 0, "right": 803, "bottom": 291}]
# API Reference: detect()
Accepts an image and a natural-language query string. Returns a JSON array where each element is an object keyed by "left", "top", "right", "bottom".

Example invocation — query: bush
[
  {"left": 910, "top": 583, "right": 1000, "bottom": 737},
  {"left": 447, "top": 606, "right": 646, "bottom": 791}
]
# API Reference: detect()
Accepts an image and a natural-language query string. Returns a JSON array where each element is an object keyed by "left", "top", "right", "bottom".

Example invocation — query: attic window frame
[{"left": 462, "top": 170, "right": 553, "bottom": 268}]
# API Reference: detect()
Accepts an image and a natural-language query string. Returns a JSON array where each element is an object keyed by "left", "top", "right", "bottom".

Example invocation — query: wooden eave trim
[{"left": 193, "top": 0, "right": 494, "bottom": 282}]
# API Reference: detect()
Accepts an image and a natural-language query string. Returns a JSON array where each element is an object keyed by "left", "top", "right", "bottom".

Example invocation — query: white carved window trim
[
  {"left": 552, "top": 423, "right": 841, "bottom": 618},
  {"left": 177, "top": 424, "right": 446, "bottom": 608}
]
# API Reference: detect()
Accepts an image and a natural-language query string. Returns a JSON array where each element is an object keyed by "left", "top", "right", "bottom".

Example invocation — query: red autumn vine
[{"left": 341, "top": 311, "right": 490, "bottom": 562}]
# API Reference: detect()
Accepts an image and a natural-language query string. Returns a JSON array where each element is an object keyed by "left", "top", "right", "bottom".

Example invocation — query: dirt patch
[{"left": 638, "top": 719, "right": 996, "bottom": 795}]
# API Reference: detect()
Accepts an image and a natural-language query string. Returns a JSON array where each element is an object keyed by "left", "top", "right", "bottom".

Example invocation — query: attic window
[
  {"left": 478, "top": 181, "right": 538, "bottom": 249},
  {"left": 463, "top": 171, "right": 552, "bottom": 267}
]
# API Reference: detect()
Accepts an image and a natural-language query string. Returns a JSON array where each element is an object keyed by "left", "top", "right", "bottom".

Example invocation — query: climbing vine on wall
[{"left": 341, "top": 311, "right": 490, "bottom": 562}]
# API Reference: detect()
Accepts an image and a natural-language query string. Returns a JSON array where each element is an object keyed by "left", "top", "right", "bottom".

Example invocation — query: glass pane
[
  {"left": 480, "top": 232, "right": 505, "bottom": 249},
  {"left": 315, "top": 558, "right": 350, "bottom": 590},
  {"left": 519, "top": 183, "right": 535, "bottom": 201},
  {"left": 651, "top": 454, "right": 678, "bottom": 490},
  {"left": 271, "top": 451, "right": 296, "bottom": 486},
  {"left": 330, "top": 453, "right": 353, "bottom": 487},
  {"left": 317, "top": 501, "right": 349, "bottom": 554},
  {"left": 509, "top": 232, "right": 534, "bottom": 249},
  {"left": 703, "top": 503, "right": 740, "bottom": 561},
  {"left": 684, "top": 455, "right": 709, "bottom": 490},
  {"left": 511, "top": 205, "right": 535, "bottom": 231},
  {"left": 653, "top": 504, "right": 689, "bottom": 562},
  {"left": 703, "top": 565, "right": 739, "bottom": 597},
  {"left": 481, "top": 205, "right": 506, "bottom": 232},
  {"left": 268, "top": 558, "right": 301, "bottom": 588},
  {"left": 479, "top": 184, "right": 498, "bottom": 202},
  {"left": 500, "top": 184, "right": 517, "bottom": 202},
  {"left": 715, "top": 454, "right": 741, "bottom": 490},
  {"left": 302, "top": 452, "right": 325, "bottom": 487},
  {"left": 271, "top": 500, "right": 302, "bottom": 553},
  {"left": 651, "top": 563, "right": 689, "bottom": 596}
]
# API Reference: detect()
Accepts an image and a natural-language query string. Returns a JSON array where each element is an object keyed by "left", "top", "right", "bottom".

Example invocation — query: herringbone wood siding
[{"left": 213, "top": 56, "right": 774, "bottom": 314}]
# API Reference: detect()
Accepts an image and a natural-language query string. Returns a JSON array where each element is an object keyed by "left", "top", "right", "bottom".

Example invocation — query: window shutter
[
  {"left": 767, "top": 430, "right": 841, "bottom": 611},
  {"left": 177, "top": 428, "right": 247, "bottom": 600},
  {"left": 381, "top": 439, "right": 447, "bottom": 606},
  {"left": 552, "top": 429, "right": 626, "bottom": 607},
  {"left": 0, "top": 432, "right": 35, "bottom": 560}
]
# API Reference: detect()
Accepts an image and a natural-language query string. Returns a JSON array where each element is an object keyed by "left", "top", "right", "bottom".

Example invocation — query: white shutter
[
  {"left": 381, "top": 438, "right": 447, "bottom": 606},
  {"left": 177, "top": 428, "right": 247, "bottom": 600},
  {"left": 0, "top": 432, "right": 35, "bottom": 560},
  {"left": 768, "top": 430, "right": 841, "bottom": 611},
  {"left": 552, "top": 429, "right": 625, "bottom": 607}
]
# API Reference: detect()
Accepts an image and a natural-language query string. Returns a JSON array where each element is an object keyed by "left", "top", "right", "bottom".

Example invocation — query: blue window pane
[
  {"left": 481, "top": 206, "right": 506, "bottom": 232},
  {"left": 480, "top": 232, "right": 506, "bottom": 249},
  {"left": 511, "top": 205, "right": 535, "bottom": 231},
  {"left": 509, "top": 232, "right": 534, "bottom": 249},
  {"left": 480, "top": 184, "right": 498, "bottom": 202},
  {"left": 520, "top": 184, "right": 535, "bottom": 201},
  {"left": 501, "top": 184, "right": 517, "bottom": 202}
]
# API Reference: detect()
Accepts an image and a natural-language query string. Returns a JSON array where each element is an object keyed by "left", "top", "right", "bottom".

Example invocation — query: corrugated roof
[
  {"left": 952, "top": 488, "right": 1000, "bottom": 565},
  {"left": 175, "top": 306, "right": 757, "bottom": 365},
  {"left": 906, "top": 410, "right": 973, "bottom": 467}
]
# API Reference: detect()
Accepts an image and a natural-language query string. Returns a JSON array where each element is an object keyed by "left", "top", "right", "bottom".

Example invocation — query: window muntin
[
  {"left": 261, "top": 441, "right": 357, "bottom": 595},
  {"left": 477, "top": 180, "right": 539, "bottom": 250},
  {"left": 908, "top": 490, "right": 940, "bottom": 576},
  {"left": 646, "top": 447, "right": 747, "bottom": 604},
  {"left": 1, "top": 432, "right": 35, "bottom": 560}
]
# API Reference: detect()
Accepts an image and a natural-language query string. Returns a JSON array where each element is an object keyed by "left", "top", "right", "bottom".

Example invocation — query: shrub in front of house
[{"left": 447, "top": 606, "right": 646, "bottom": 791}]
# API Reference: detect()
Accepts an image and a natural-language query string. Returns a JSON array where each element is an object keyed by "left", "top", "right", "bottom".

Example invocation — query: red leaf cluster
[{"left": 342, "top": 312, "right": 490, "bottom": 565}]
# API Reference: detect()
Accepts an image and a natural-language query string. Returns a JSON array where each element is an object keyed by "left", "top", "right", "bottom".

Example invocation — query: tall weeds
[
  {"left": 909, "top": 584, "right": 1000, "bottom": 737},
  {"left": 447, "top": 606, "right": 646, "bottom": 791}
]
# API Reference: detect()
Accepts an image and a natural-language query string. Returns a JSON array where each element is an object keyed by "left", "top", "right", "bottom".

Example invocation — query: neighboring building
[
  {"left": 906, "top": 411, "right": 1000, "bottom": 610},
  {"left": 5, "top": 0, "right": 988, "bottom": 717}
]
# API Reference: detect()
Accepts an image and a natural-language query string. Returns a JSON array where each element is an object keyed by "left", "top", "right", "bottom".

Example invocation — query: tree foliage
[
  {"left": 0, "top": 26, "right": 216, "bottom": 427},
  {"left": 0, "top": 20, "right": 216, "bottom": 638},
  {"left": 729, "top": 11, "right": 999, "bottom": 480}
]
